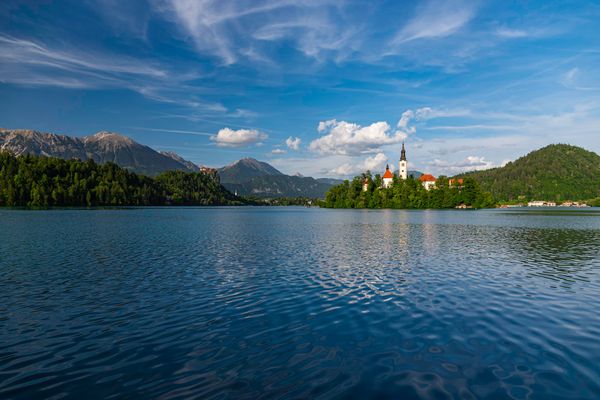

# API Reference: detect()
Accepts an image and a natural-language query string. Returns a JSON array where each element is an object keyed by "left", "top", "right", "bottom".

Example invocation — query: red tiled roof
[
  {"left": 382, "top": 169, "right": 394, "bottom": 179},
  {"left": 419, "top": 174, "right": 436, "bottom": 182}
]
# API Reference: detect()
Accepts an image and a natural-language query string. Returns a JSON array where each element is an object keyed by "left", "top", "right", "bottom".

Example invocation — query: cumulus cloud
[
  {"left": 210, "top": 127, "right": 267, "bottom": 147},
  {"left": 430, "top": 155, "right": 495, "bottom": 173},
  {"left": 317, "top": 119, "right": 337, "bottom": 133},
  {"left": 286, "top": 136, "right": 301, "bottom": 150},
  {"left": 310, "top": 120, "right": 397, "bottom": 155},
  {"left": 330, "top": 152, "right": 388, "bottom": 176},
  {"left": 271, "top": 148, "right": 287, "bottom": 154},
  {"left": 310, "top": 113, "right": 419, "bottom": 155}
]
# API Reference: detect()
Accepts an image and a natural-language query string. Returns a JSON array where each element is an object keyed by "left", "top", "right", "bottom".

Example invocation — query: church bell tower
[{"left": 399, "top": 142, "right": 408, "bottom": 180}]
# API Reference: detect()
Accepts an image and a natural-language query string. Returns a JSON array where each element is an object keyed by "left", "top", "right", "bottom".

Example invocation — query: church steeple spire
[{"left": 398, "top": 143, "right": 408, "bottom": 180}]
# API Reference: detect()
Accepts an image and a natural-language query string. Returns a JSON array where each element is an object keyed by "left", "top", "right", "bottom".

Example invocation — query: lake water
[{"left": 1, "top": 207, "right": 599, "bottom": 399}]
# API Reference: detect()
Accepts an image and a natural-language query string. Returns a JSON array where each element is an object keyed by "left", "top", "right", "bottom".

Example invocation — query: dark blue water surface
[{"left": 1, "top": 207, "right": 600, "bottom": 399}]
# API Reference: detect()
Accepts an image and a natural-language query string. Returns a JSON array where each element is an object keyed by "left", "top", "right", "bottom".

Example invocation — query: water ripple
[{"left": 1, "top": 208, "right": 599, "bottom": 399}]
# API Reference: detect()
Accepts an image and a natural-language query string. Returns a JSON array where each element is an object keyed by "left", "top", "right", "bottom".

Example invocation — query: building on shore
[
  {"left": 362, "top": 178, "right": 369, "bottom": 192},
  {"left": 398, "top": 142, "right": 408, "bottom": 180},
  {"left": 528, "top": 201, "right": 556, "bottom": 207},
  {"left": 419, "top": 174, "right": 437, "bottom": 190},
  {"left": 382, "top": 165, "right": 394, "bottom": 188},
  {"left": 200, "top": 166, "right": 220, "bottom": 183},
  {"left": 561, "top": 201, "right": 588, "bottom": 207},
  {"left": 372, "top": 144, "right": 444, "bottom": 191},
  {"left": 448, "top": 178, "right": 464, "bottom": 188}
]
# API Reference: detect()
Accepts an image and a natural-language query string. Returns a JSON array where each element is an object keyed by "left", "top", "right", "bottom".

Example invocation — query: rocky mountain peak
[{"left": 85, "top": 131, "right": 135, "bottom": 145}]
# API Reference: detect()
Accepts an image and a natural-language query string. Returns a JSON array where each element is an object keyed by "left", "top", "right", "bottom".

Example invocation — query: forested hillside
[
  {"left": 456, "top": 144, "right": 600, "bottom": 202},
  {"left": 0, "top": 153, "right": 240, "bottom": 207}
]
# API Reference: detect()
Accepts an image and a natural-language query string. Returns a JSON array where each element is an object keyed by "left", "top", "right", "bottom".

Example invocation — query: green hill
[
  {"left": 0, "top": 152, "right": 242, "bottom": 207},
  {"left": 456, "top": 144, "right": 600, "bottom": 202},
  {"left": 218, "top": 157, "right": 336, "bottom": 198}
]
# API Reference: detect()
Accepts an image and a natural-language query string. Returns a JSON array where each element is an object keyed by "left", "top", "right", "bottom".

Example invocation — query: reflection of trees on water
[{"left": 506, "top": 228, "right": 600, "bottom": 284}]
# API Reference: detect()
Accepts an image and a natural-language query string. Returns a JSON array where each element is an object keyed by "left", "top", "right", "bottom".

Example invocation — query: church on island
[{"left": 362, "top": 143, "right": 447, "bottom": 191}]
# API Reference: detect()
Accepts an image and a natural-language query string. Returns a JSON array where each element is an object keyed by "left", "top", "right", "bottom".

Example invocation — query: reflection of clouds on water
[{"left": 2, "top": 208, "right": 600, "bottom": 399}]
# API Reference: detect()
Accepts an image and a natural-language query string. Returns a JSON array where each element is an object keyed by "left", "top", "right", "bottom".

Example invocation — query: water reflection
[
  {"left": 0, "top": 208, "right": 599, "bottom": 399},
  {"left": 497, "top": 226, "right": 600, "bottom": 284}
]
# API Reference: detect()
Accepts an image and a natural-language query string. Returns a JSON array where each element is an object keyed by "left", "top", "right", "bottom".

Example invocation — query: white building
[
  {"left": 528, "top": 201, "right": 556, "bottom": 207},
  {"left": 382, "top": 165, "right": 394, "bottom": 188},
  {"left": 398, "top": 142, "right": 408, "bottom": 180},
  {"left": 362, "top": 178, "right": 369, "bottom": 192},
  {"left": 419, "top": 174, "right": 436, "bottom": 190}
]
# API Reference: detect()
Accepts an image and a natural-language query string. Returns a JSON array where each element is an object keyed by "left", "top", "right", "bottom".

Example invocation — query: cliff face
[
  {"left": 0, "top": 129, "right": 201, "bottom": 176},
  {"left": 0, "top": 129, "right": 87, "bottom": 159}
]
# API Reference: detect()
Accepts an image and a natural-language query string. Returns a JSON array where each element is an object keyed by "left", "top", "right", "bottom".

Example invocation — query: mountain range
[
  {"left": 0, "top": 129, "right": 342, "bottom": 198},
  {"left": 218, "top": 158, "right": 341, "bottom": 198},
  {"left": 0, "top": 129, "right": 200, "bottom": 177},
  {"left": 456, "top": 144, "right": 600, "bottom": 202}
]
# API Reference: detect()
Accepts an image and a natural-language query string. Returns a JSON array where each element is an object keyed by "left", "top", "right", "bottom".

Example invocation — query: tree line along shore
[
  {"left": 2, "top": 152, "right": 599, "bottom": 209},
  {"left": 0, "top": 152, "right": 241, "bottom": 207},
  {"left": 323, "top": 173, "right": 496, "bottom": 209}
]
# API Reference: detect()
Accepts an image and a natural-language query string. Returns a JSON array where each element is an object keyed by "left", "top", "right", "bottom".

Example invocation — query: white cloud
[
  {"left": 0, "top": 34, "right": 232, "bottom": 114},
  {"left": 271, "top": 148, "right": 287, "bottom": 154},
  {"left": 330, "top": 152, "right": 388, "bottom": 176},
  {"left": 156, "top": 0, "right": 356, "bottom": 65},
  {"left": 397, "top": 110, "right": 416, "bottom": 134},
  {"left": 0, "top": 35, "right": 166, "bottom": 78},
  {"left": 310, "top": 112, "right": 419, "bottom": 155},
  {"left": 564, "top": 67, "right": 579, "bottom": 84},
  {"left": 429, "top": 155, "right": 495, "bottom": 173},
  {"left": 285, "top": 136, "right": 301, "bottom": 150},
  {"left": 392, "top": 0, "right": 476, "bottom": 44},
  {"left": 495, "top": 27, "right": 528, "bottom": 38},
  {"left": 210, "top": 127, "right": 267, "bottom": 147},
  {"left": 317, "top": 119, "right": 337, "bottom": 133}
]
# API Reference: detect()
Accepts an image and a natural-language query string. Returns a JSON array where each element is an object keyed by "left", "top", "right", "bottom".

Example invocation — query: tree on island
[{"left": 323, "top": 174, "right": 495, "bottom": 209}]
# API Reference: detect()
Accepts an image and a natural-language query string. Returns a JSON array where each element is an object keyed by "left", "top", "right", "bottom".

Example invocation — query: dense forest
[
  {"left": 0, "top": 152, "right": 242, "bottom": 207},
  {"left": 324, "top": 174, "right": 495, "bottom": 209},
  {"left": 456, "top": 144, "right": 600, "bottom": 202}
]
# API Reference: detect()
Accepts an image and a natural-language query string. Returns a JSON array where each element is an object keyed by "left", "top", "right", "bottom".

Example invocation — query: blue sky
[{"left": 1, "top": 0, "right": 600, "bottom": 177}]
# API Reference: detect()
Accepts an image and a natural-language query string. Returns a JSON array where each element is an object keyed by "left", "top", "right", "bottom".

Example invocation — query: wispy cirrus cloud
[
  {"left": 155, "top": 0, "right": 355, "bottom": 65},
  {"left": 391, "top": 0, "right": 477, "bottom": 45},
  {"left": 0, "top": 35, "right": 167, "bottom": 79},
  {"left": 494, "top": 27, "right": 529, "bottom": 38},
  {"left": 0, "top": 34, "right": 235, "bottom": 115}
]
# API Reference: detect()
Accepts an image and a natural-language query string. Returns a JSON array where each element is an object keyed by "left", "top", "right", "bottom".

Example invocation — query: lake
[{"left": 1, "top": 207, "right": 599, "bottom": 399}]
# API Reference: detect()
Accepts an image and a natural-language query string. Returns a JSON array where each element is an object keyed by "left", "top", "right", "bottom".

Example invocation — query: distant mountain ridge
[
  {"left": 218, "top": 158, "right": 284, "bottom": 182},
  {"left": 0, "top": 129, "right": 200, "bottom": 176},
  {"left": 1, "top": 128, "right": 368, "bottom": 199},
  {"left": 218, "top": 158, "right": 336, "bottom": 198},
  {"left": 456, "top": 144, "right": 600, "bottom": 201}
]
